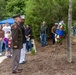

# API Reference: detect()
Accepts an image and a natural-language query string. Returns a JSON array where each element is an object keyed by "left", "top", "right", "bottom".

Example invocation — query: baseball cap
[
  {"left": 12, "top": 14, "right": 20, "bottom": 18},
  {"left": 55, "top": 23, "right": 58, "bottom": 25},
  {"left": 20, "top": 15, "right": 25, "bottom": 19}
]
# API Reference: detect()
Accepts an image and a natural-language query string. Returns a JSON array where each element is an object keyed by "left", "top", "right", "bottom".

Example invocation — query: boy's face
[{"left": 8, "top": 34, "right": 11, "bottom": 39}]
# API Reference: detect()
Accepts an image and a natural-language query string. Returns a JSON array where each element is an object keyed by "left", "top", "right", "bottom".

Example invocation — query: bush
[{"left": 31, "top": 48, "right": 36, "bottom": 55}]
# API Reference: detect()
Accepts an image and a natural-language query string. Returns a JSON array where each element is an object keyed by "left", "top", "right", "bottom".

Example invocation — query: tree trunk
[{"left": 68, "top": 0, "right": 72, "bottom": 63}]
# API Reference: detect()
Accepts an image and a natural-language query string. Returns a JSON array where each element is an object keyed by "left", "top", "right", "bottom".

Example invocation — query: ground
[{"left": 0, "top": 38, "right": 76, "bottom": 75}]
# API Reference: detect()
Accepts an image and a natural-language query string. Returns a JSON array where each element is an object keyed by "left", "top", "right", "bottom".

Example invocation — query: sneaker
[
  {"left": 20, "top": 61, "right": 27, "bottom": 64},
  {"left": 0, "top": 53, "right": 2, "bottom": 56},
  {"left": 7, "top": 55, "right": 12, "bottom": 58}
]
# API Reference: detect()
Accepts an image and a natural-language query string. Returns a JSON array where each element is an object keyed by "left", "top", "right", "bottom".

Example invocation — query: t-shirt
[{"left": 2, "top": 26, "right": 11, "bottom": 36}]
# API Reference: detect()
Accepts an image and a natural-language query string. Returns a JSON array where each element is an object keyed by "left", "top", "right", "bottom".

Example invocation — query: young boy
[{"left": 4, "top": 31, "right": 12, "bottom": 57}]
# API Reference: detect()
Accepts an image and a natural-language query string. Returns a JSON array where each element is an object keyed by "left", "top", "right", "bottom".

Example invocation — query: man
[
  {"left": 19, "top": 15, "right": 27, "bottom": 64},
  {"left": 11, "top": 15, "right": 23, "bottom": 74},
  {"left": 40, "top": 21, "right": 47, "bottom": 46},
  {"left": 51, "top": 23, "right": 58, "bottom": 44}
]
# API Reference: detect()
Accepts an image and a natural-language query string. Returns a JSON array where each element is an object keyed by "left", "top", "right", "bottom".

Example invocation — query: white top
[{"left": 2, "top": 26, "right": 11, "bottom": 37}]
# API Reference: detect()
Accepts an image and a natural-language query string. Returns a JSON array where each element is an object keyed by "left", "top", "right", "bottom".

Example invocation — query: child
[{"left": 4, "top": 31, "right": 12, "bottom": 57}]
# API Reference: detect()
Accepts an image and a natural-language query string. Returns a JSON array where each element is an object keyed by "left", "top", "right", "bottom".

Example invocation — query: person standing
[
  {"left": 19, "top": 15, "right": 27, "bottom": 64},
  {"left": 2, "top": 22, "right": 11, "bottom": 51},
  {"left": 40, "top": 21, "right": 47, "bottom": 46},
  {"left": 2, "top": 22, "right": 11, "bottom": 36},
  {"left": 11, "top": 15, "right": 23, "bottom": 74},
  {"left": 0, "top": 25, "right": 4, "bottom": 53},
  {"left": 4, "top": 31, "right": 12, "bottom": 57},
  {"left": 73, "top": 25, "right": 76, "bottom": 36},
  {"left": 25, "top": 24, "right": 32, "bottom": 52},
  {"left": 51, "top": 23, "right": 58, "bottom": 44}
]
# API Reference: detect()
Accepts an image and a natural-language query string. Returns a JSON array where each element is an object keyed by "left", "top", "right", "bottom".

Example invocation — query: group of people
[
  {"left": 0, "top": 22, "right": 11, "bottom": 56},
  {"left": 40, "top": 20, "right": 65, "bottom": 46},
  {"left": 0, "top": 15, "right": 33, "bottom": 74},
  {"left": 0, "top": 14, "right": 65, "bottom": 74}
]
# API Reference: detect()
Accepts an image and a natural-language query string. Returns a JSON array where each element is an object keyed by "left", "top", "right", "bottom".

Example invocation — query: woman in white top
[{"left": 2, "top": 22, "right": 11, "bottom": 37}]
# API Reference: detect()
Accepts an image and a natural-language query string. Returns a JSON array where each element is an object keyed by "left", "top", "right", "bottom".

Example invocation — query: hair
[
  {"left": 42, "top": 21, "right": 46, "bottom": 25},
  {"left": 0, "top": 25, "right": 2, "bottom": 30},
  {"left": 27, "top": 24, "right": 30, "bottom": 26}
]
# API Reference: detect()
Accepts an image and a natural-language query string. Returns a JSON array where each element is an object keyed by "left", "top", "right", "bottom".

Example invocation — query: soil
[{"left": 0, "top": 38, "right": 76, "bottom": 75}]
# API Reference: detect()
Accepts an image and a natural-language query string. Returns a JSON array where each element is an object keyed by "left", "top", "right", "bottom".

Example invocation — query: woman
[
  {"left": 25, "top": 24, "right": 32, "bottom": 52},
  {"left": 0, "top": 25, "right": 4, "bottom": 52}
]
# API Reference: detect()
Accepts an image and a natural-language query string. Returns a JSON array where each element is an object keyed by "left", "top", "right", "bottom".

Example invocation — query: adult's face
[
  {"left": 55, "top": 25, "right": 58, "bottom": 28},
  {"left": 21, "top": 19, "right": 25, "bottom": 22},
  {"left": 26, "top": 25, "right": 29, "bottom": 28},
  {"left": 14, "top": 17, "right": 22, "bottom": 22},
  {"left": 42, "top": 21, "right": 46, "bottom": 25},
  {"left": 0, "top": 25, "right": 2, "bottom": 30},
  {"left": 5, "top": 22, "right": 8, "bottom": 26}
]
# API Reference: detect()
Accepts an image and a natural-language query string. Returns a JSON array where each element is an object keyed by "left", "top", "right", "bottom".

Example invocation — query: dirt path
[{"left": 0, "top": 39, "right": 76, "bottom": 75}]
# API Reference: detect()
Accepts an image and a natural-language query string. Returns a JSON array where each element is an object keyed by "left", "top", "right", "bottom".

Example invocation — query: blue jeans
[
  {"left": 0, "top": 40, "right": 3, "bottom": 52},
  {"left": 2, "top": 43, "right": 5, "bottom": 51},
  {"left": 5, "top": 39, "right": 8, "bottom": 51},
  {"left": 26, "top": 40, "right": 32, "bottom": 51},
  {"left": 41, "top": 33, "right": 46, "bottom": 46},
  {"left": 74, "top": 29, "right": 76, "bottom": 34},
  {"left": 52, "top": 33, "right": 55, "bottom": 44}
]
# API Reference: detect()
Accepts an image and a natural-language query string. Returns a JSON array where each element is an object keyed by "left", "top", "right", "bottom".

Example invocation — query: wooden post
[{"left": 68, "top": 0, "right": 72, "bottom": 62}]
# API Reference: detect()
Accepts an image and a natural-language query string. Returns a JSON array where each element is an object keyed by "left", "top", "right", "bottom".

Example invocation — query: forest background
[{"left": 0, "top": 0, "right": 75, "bottom": 39}]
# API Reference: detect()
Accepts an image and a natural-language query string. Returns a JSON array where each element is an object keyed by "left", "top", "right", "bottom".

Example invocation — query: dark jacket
[
  {"left": 0, "top": 30, "right": 4, "bottom": 38},
  {"left": 20, "top": 22, "right": 26, "bottom": 43},
  {"left": 11, "top": 22, "right": 23, "bottom": 49},
  {"left": 40, "top": 25, "right": 46, "bottom": 34},
  {"left": 25, "top": 27, "right": 32, "bottom": 39}
]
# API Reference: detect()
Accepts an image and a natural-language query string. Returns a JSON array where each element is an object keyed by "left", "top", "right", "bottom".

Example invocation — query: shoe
[
  {"left": 18, "top": 69, "right": 23, "bottom": 71},
  {"left": 7, "top": 55, "right": 12, "bottom": 58},
  {"left": 20, "top": 61, "right": 27, "bottom": 64},
  {"left": 0, "top": 53, "right": 2, "bottom": 56},
  {"left": 12, "top": 70, "right": 22, "bottom": 74}
]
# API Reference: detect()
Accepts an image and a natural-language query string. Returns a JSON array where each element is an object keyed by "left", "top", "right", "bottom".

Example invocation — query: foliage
[
  {"left": 31, "top": 48, "right": 36, "bottom": 55},
  {"left": 63, "top": 23, "right": 68, "bottom": 37},
  {"left": 0, "top": 0, "right": 76, "bottom": 39},
  {"left": 6, "top": 0, "right": 25, "bottom": 17},
  {"left": 24, "top": 0, "right": 69, "bottom": 39},
  {"left": 0, "top": 0, "right": 8, "bottom": 20}
]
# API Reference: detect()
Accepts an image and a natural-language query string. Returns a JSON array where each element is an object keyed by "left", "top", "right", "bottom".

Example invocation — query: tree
[
  {"left": 1, "top": 0, "right": 75, "bottom": 40},
  {"left": 0, "top": 0, "right": 8, "bottom": 20},
  {"left": 68, "top": 0, "right": 72, "bottom": 63},
  {"left": 6, "top": 0, "right": 25, "bottom": 17},
  {"left": 24, "top": 0, "right": 69, "bottom": 39}
]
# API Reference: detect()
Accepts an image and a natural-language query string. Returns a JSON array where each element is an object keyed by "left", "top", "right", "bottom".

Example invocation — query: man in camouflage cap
[{"left": 11, "top": 14, "right": 23, "bottom": 74}]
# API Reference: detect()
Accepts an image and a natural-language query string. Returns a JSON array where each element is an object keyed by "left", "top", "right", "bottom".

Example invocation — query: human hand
[
  {"left": 0, "top": 38, "right": 2, "bottom": 41},
  {"left": 14, "top": 46, "right": 17, "bottom": 48}
]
